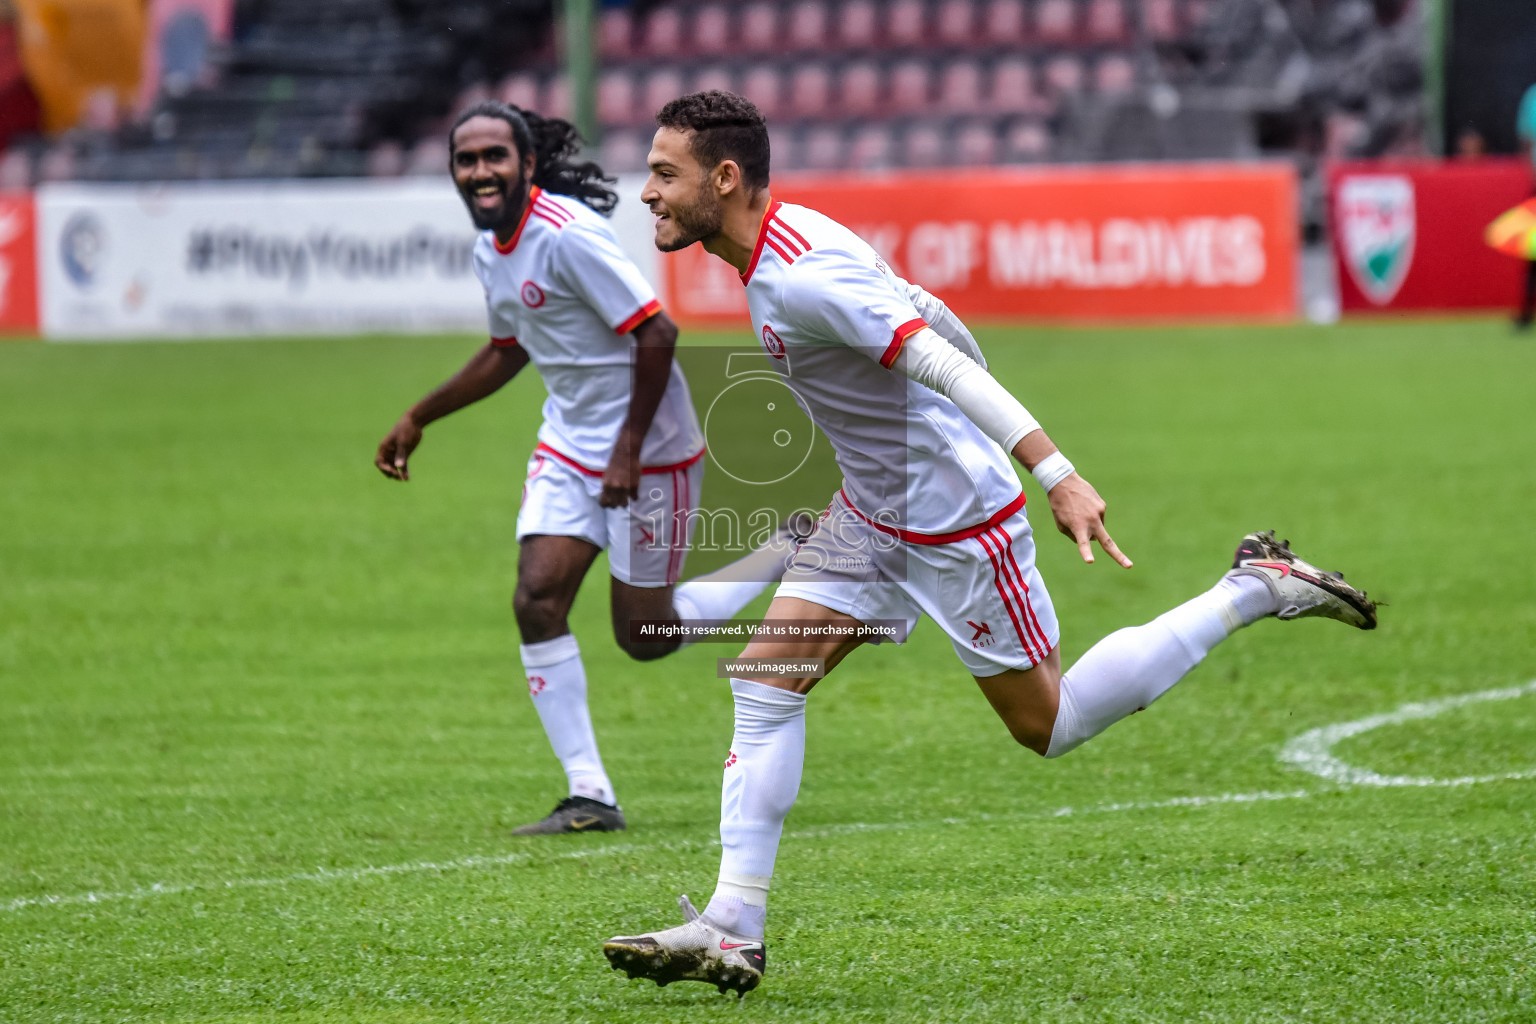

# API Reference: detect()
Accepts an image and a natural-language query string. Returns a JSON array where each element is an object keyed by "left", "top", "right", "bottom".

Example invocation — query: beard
[
  {"left": 656, "top": 181, "right": 725, "bottom": 252},
  {"left": 462, "top": 173, "right": 531, "bottom": 233}
]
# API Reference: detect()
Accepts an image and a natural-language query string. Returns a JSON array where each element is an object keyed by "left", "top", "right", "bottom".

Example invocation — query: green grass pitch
[{"left": 2, "top": 320, "right": 1534, "bottom": 1023}]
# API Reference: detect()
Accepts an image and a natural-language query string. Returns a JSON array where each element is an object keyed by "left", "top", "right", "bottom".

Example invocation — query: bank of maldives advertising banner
[
  {"left": 659, "top": 163, "right": 1297, "bottom": 325},
  {"left": 37, "top": 179, "right": 486, "bottom": 338}
]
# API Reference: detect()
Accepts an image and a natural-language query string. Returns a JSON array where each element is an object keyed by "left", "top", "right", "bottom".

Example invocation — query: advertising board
[{"left": 0, "top": 192, "right": 38, "bottom": 335}]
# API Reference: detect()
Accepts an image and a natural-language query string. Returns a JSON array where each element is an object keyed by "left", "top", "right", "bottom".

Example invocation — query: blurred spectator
[{"left": 1453, "top": 126, "right": 1485, "bottom": 160}]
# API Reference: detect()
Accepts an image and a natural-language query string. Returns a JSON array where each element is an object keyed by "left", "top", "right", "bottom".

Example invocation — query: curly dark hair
[
  {"left": 655, "top": 90, "right": 771, "bottom": 193},
  {"left": 448, "top": 101, "right": 618, "bottom": 216}
]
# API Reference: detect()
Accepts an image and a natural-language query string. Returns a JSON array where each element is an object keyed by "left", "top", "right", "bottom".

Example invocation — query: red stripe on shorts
[{"left": 976, "top": 529, "right": 1040, "bottom": 663}]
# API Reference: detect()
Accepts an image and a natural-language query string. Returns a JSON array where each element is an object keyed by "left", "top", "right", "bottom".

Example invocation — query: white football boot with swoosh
[
  {"left": 603, "top": 895, "right": 766, "bottom": 997},
  {"left": 1226, "top": 530, "right": 1378, "bottom": 629}
]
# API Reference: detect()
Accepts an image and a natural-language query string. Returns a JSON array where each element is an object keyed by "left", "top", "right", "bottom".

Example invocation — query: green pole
[
  {"left": 562, "top": 0, "right": 600, "bottom": 149},
  {"left": 1425, "top": 0, "right": 1448, "bottom": 156}
]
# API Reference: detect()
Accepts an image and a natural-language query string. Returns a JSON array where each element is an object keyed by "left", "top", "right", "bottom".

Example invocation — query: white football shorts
[
  {"left": 775, "top": 489, "right": 1059, "bottom": 676},
  {"left": 516, "top": 444, "right": 705, "bottom": 587}
]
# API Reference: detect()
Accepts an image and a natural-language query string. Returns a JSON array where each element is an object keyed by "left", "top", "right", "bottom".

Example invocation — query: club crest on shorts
[
  {"left": 761, "top": 324, "right": 785, "bottom": 359},
  {"left": 521, "top": 280, "right": 546, "bottom": 308},
  {"left": 1336, "top": 175, "right": 1415, "bottom": 306}
]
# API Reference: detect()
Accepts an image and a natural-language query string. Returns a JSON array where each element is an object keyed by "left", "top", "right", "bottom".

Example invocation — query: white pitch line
[{"left": 1280, "top": 679, "right": 1536, "bottom": 788}]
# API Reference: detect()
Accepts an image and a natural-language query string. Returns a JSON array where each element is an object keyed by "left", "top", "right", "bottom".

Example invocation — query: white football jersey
[
  {"left": 741, "top": 201, "right": 1023, "bottom": 538},
  {"left": 473, "top": 186, "right": 703, "bottom": 470}
]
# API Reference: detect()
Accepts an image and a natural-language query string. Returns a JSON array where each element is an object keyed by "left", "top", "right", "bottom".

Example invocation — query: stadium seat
[
  {"left": 838, "top": 61, "right": 883, "bottom": 117},
  {"left": 742, "top": 64, "right": 783, "bottom": 119},
  {"left": 641, "top": 6, "right": 684, "bottom": 57},
  {"left": 788, "top": 63, "right": 832, "bottom": 119},
  {"left": 1042, "top": 54, "right": 1085, "bottom": 97},
  {"left": 768, "top": 126, "right": 798, "bottom": 170},
  {"left": 404, "top": 138, "right": 447, "bottom": 177},
  {"left": 454, "top": 82, "right": 492, "bottom": 114},
  {"left": 1084, "top": 0, "right": 1127, "bottom": 44},
  {"left": 955, "top": 121, "right": 997, "bottom": 165},
  {"left": 692, "top": 66, "right": 735, "bottom": 97},
  {"left": 802, "top": 125, "right": 844, "bottom": 170},
  {"left": 1144, "top": 0, "right": 1181, "bottom": 41},
  {"left": 642, "top": 68, "right": 685, "bottom": 123},
  {"left": 738, "top": 3, "right": 779, "bottom": 53},
  {"left": 901, "top": 123, "right": 944, "bottom": 167},
  {"left": 601, "top": 129, "right": 648, "bottom": 173},
  {"left": 597, "top": 7, "right": 633, "bottom": 59},
  {"left": 692, "top": 4, "right": 732, "bottom": 53},
  {"left": 988, "top": 57, "right": 1047, "bottom": 115},
  {"left": 1035, "top": 0, "right": 1078, "bottom": 44},
  {"left": 935, "top": 59, "right": 983, "bottom": 114},
  {"left": 886, "top": 0, "right": 927, "bottom": 49},
  {"left": 542, "top": 75, "right": 572, "bottom": 120},
  {"left": 890, "top": 60, "right": 932, "bottom": 114},
  {"left": 982, "top": 0, "right": 1027, "bottom": 44},
  {"left": 847, "top": 123, "right": 893, "bottom": 170},
  {"left": 1000, "top": 120, "right": 1052, "bottom": 162},
  {"left": 838, "top": 0, "right": 878, "bottom": 50},
  {"left": 597, "top": 70, "right": 635, "bottom": 127},
  {"left": 496, "top": 72, "right": 540, "bottom": 112},
  {"left": 1093, "top": 54, "right": 1136, "bottom": 97},
  {"left": 787, "top": 1, "right": 828, "bottom": 52},
  {"left": 936, "top": 0, "right": 976, "bottom": 47},
  {"left": 366, "top": 140, "right": 404, "bottom": 177}
]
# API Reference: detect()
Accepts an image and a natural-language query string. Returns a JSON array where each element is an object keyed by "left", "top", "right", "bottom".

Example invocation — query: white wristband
[{"left": 1031, "top": 451, "right": 1075, "bottom": 493}]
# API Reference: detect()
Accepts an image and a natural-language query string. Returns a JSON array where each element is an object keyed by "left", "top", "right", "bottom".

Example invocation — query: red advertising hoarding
[
  {"left": 659, "top": 163, "right": 1297, "bottom": 326},
  {"left": 0, "top": 192, "right": 38, "bottom": 335},
  {"left": 1329, "top": 157, "right": 1531, "bottom": 313}
]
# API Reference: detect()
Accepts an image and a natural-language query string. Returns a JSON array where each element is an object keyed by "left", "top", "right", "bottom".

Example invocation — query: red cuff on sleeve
[
  {"left": 880, "top": 318, "right": 928, "bottom": 368},
  {"left": 491, "top": 335, "right": 520, "bottom": 348},
  {"left": 614, "top": 299, "right": 663, "bottom": 335}
]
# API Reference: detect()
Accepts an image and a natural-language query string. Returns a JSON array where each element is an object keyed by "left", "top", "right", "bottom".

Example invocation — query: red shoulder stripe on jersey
[
  {"left": 740, "top": 199, "right": 782, "bottom": 285},
  {"left": 763, "top": 235, "right": 797, "bottom": 266},
  {"left": 879, "top": 318, "right": 929, "bottom": 368},
  {"left": 614, "top": 298, "right": 663, "bottom": 335},
  {"left": 837, "top": 487, "right": 1026, "bottom": 545},
  {"left": 765, "top": 222, "right": 804, "bottom": 257},
  {"left": 533, "top": 196, "right": 573, "bottom": 223},
  {"left": 491, "top": 335, "right": 519, "bottom": 348},
  {"left": 494, "top": 186, "right": 541, "bottom": 255},
  {"left": 536, "top": 441, "right": 706, "bottom": 476},
  {"left": 531, "top": 209, "right": 567, "bottom": 228},
  {"left": 771, "top": 216, "right": 811, "bottom": 252}
]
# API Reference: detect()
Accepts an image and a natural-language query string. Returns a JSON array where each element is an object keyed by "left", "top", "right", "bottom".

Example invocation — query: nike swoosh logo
[
  {"left": 1250, "top": 561, "right": 1292, "bottom": 578},
  {"left": 719, "top": 940, "right": 753, "bottom": 950},
  {"left": 568, "top": 816, "right": 603, "bottom": 830}
]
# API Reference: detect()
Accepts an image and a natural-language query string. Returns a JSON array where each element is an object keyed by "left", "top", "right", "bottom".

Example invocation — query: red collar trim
[
  {"left": 739, "top": 198, "right": 781, "bottom": 285},
  {"left": 493, "top": 185, "right": 541, "bottom": 255}
]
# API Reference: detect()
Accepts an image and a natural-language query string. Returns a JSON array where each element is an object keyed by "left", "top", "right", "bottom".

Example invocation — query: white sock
[
  {"left": 519, "top": 635, "right": 615, "bottom": 806},
  {"left": 703, "top": 678, "right": 806, "bottom": 940},
  {"left": 1045, "top": 577, "right": 1273, "bottom": 758},
  {"left": 672, "top": 536, "right": 792, "bottom": 623}
]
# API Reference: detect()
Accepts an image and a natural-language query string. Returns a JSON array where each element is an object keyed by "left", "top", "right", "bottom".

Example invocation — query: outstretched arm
[
  {"left": 375, "top": 341, "right": 529, "bottom": 481},
  {"left": 893, "top": 328, "right": 1132, "bottom": 568},
  {"left": 600, "top": 310, "right": 680, "bottom": 508}
]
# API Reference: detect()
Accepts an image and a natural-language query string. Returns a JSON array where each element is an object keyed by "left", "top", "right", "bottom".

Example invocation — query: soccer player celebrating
[
  {"left": 602, "top": 92, "right": 1378, "bottom": 994},
  {"left": 375, "top": 102, "right": 786, "bottom": 836}
]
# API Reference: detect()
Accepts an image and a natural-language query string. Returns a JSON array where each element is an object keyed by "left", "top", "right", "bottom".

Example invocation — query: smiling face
[
  {"left": 641, "top": 127, "right": 727, "bottom": 252},
  {"left": 451, "top": 116, "right": 535, "bottom": 233}
]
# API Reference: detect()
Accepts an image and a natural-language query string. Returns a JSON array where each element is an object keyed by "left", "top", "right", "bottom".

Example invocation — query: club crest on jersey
[
  {"left": 761, "top": 324, "right": 785, "bottom": 359},
  {"left": 1337, "top": 175, "right": 1415, "bottom": 306},
  {"left": 520, "top": 280, "right": 546, "bottom": 308}
]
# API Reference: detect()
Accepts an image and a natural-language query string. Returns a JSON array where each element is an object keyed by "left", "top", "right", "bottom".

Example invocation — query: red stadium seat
[
  {"left": 902, "top": 123, "right": 944, "bottom": 167},
  {"left": 768, "top": 127, "right": 798, "bottom": 170},
  {"left": 787, "top": 1, "right": 829, "bottom": 51},
  {"left": 890, "top": 60, "right": 932, "bottom": 114},
  {"left": 1084, "top": 0, "right": 1127, "bottom": 43},
  {"left": 738, "top": 3, "right": 779, "bottom": 53},
  {"left": 642, "top": 68, "right": 685, "bottom": 121},
  {"left": 692, "top": 4, "right": 732, "bottom": 53},
  {"left": 367, "top": 141, "right": 404, "bottom": 178},
  {"left": 1001, "top": 120, "right": 1051, "bottom": 162},
  {"left": 788, "top": 63, "right": 832, "bottom": 119},
  {"left": 988, "top": 57, "right": 1047, "bottom": 115},
  {"left": 838, "top": 0, "right": 878, "bottom": 50},
  {"left": 1034, "top": 0, "right": 1078, "bottom": 44},
  {"left": 641, "top": 6, "right": 685, "bottom": 57},
  {"left": 497, "top": 72, "right": 541, "bottom": 112},
  {"left": 542, "top": 74, "right": 572, "bottom": 120},
  {"left": 1042, "top": 54, "right": 1085, "bottom": 97},
  {"left": 597, "top": 7, "right": 633, "bottom": 59},
  {"left": 692, "top": 66, "right": 735, "bottom": 97},
  {"left": 1185, "top": 0, "right": 1215, "bottom": 31},
  {"left": 838, "top": 61, "right": 883, "bottom": 117},
  {"left": 955, "top": 122, "right": 997, "bottom": 165},
  {"left": 983, "top": 0, "right": 1027, "bottom": 43},
  {"left": 803, "top": 125, "right": 844, "bottom": 170},
  {"left": 601, "top": 130, "right": 648, "bottom": 174},
  {"left": 887, "top": 0, "right": 927, "bottom": 49},
  {"left": 742, "top": 64, "right": 783, "bottom": 119},
  {"left": 847, "top": 123, "right": 893, "bottom": 170},
  {"left": 597, "top": 69, "right": 636, "bottom": 127},
  {"left": 1145, "top": 0, "right": 1181, "bottom": 40},
  {"left": 935, "top": 59, "right": 983, "bottom": 114},
  {"left": 454, "top": 82, "right": 492, "bottom": 113},
  {"left": 1093, "top": 54, "right": 1136, "bottom": 97},
  {"left": 936, "top": 0, "right": 976, "bottom": 47}
]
